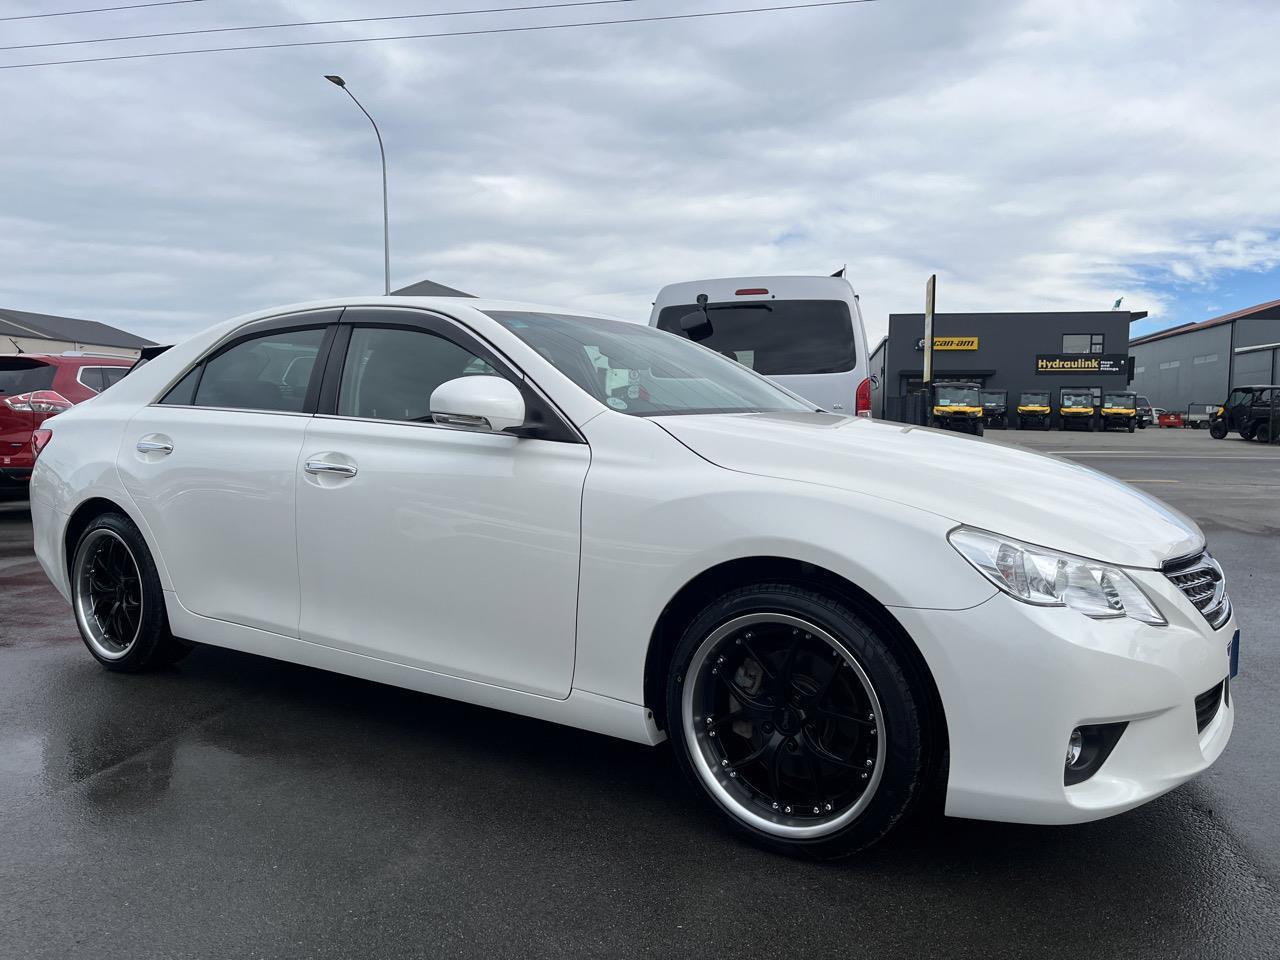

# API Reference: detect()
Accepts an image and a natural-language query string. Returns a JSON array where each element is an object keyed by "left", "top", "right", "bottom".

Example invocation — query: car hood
[{"left": 656, "top": 413, "right": 1203, "bottom": 569}]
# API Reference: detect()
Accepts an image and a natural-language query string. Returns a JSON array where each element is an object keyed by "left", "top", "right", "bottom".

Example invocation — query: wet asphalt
[{"left": 1, "top": 428, "right": 1278, "bottom": 960}]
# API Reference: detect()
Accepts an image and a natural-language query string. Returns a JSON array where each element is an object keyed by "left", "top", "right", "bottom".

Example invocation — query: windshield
[
  {"left": 1020, "top": 392, "right": 1049, "bottom": 405},
  {"left": 1062, "top": 391, "right": 1093, "bottom": 407},
  {"left": 486, "top": 311, "right": 815, "bottom": 417},
  {"left": 980, "top": 391, "right": 1005, "bottom": 408},
  {"left": 655, "top": 299, "right": 855, "bottom": 375},
  {"left": 934, "top": 386, "right": 979, "bottom": 406},
  {"left": 0, "top": 359, "right": 55, "bottom": 395},
  {"left": 1104, "top": 393, "right": 1135, "bottom": 407}
]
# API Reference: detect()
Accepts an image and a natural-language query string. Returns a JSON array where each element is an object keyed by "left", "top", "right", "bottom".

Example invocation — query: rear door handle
[
  {"left": 136, "top": 438, "right": 173, "bottom": 455},
  {"left": 304, "top": 459, "right": 358, "bottom": 478}
]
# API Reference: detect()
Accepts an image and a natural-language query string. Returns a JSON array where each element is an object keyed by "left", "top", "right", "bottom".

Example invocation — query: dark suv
[
  {"left": 1, "top": 353, "right": 134, "bottom": 488},
  {"left": 1209, "top": 385, "right": 1279, "bottom": 443}
]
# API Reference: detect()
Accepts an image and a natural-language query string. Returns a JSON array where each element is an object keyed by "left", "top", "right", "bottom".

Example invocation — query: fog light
[
  {"left": 1066, "top": 728, "right": 1083, "bottom": 767},
  {"left": 1063, "top": 721, "right": 1128, "bottom": 786}
]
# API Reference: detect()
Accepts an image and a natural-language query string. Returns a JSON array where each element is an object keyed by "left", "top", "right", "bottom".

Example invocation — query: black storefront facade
[{"left": 870, "top": 310, "right": 1148, "bottom": 425}]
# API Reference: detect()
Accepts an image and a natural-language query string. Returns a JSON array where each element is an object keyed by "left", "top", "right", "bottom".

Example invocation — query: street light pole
[{"left": 325, "top": 75, "right": 390, "bottom": 296}]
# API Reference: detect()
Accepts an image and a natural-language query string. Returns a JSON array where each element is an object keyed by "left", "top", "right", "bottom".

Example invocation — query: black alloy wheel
[
  {"left": 668, "top": 585, "right": 933, "bottom": 859},
  {"left": 72, "top": 513, "right": 192, "bottom": 671}
]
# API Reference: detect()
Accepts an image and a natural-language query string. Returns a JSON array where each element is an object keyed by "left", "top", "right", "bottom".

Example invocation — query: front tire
[
  {"left": 666, "top": 584, "right": 931, "bottom": 859},
  {"left": 1210, "top": 421, "right": 1228, "bottom": 440},
  {"left": 71, "top": 513, "right": 192, "bottom": 672}
]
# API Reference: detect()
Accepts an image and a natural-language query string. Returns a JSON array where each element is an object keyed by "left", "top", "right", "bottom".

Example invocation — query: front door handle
[
  {"left": 136, "top": 438, "right": 173, "bottom": 455},
  {"left": 304, "top": 459, "right": 358, "bottom": 478}
]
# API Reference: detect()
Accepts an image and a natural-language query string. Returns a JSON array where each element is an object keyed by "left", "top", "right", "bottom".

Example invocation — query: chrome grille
[{"left": 1164, "top": 551, "right": 1231, "bottom": 630}]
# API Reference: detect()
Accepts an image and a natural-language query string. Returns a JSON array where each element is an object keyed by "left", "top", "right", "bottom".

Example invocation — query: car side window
[
  {"left": 78, "top": 367, "right": 105, "bottom": 392},
  {"left": 337, "top": 326, "right": 500, "bottom": 423},
  {"left": 101, "top": 367, "right": 128, "bottom": 390},
  {"left": 191, "top": 328, "right": 326, "bottom": 413}
]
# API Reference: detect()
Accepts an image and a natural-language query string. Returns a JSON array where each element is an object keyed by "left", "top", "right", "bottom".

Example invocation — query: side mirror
[{"left": 430, "top": 376, "right": 526, "bottom": 434}]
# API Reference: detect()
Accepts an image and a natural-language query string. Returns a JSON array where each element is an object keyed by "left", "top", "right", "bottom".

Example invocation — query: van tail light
[
  {"left": 31, "top": 428, "right": 53, "bottom": 460},
  {"left": 855, "top": 377, "right": 872, "bottom": 417},
  {"left": 3, "top": 390, "right": 73, "bottom": 414}
]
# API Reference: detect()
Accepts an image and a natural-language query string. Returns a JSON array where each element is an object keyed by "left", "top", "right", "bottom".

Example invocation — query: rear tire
[
  {"left": 1127, "top": 420, "right": 1135, "bottom": 433},
  {"left": 666, "top": 584, "right": 932, "bottom": 860},
  {"left": 70, "top": 513, "right": 191, "bottom": 672}
]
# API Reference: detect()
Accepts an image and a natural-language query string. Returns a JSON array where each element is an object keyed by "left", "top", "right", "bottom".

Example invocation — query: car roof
[{"left": 216, "top": 296, "right": 635, "bottom": 329}]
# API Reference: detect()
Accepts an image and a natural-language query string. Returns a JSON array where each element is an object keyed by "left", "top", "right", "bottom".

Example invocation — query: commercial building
[
  {"left": 1129, "top": 299, "right": 1280, "bottom": 413},
  {"left": 0, "top": 307, "right": 152, "bottom": 357},
  {"left": 870, "top": 309, "right": 1147, "bottom": 425}
]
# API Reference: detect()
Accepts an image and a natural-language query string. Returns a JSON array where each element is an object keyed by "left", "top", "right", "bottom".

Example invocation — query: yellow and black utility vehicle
[
  {"left": 980, "top": 389, "right": 1008, "bottom": 430},
  {"left": 1058, "top": 387, "right": 1097, "bottom": 431},
  {"left": 930, "top": 381, "right": 984, "bottom": 436},
  {"left": 1016, "top": 390, "right": 1052, "bottom": 430},
  {"left": 1100, "top": 390, "right": 1139, "bottom": 432}
]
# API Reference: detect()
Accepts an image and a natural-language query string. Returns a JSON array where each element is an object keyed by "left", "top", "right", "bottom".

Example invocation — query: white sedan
[{"left": 29, "top": 297, "right": 1237, "bottom": 859}]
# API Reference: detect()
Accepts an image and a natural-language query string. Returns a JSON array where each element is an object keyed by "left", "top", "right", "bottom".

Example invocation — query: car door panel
[
  {"left": 296, "top": 418, "right": 588, "bottom": 698},
  {"left": 118, "top": 406, "right": 310, "bottom": 635},
  {"left": 294, "top": 311, "right": 589, "bottom": 699},
  {"left": 115, "top": 312, "right": 338, "bottom": 636}
]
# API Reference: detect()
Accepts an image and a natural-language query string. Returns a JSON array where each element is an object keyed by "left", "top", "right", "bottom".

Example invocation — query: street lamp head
[{"left": 324, "top": 75, "right": 346, "bottom": 87}]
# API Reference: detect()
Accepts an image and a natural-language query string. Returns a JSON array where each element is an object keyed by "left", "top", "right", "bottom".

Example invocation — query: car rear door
[
  {"left": 117, "top": 310, "right": 339, "bottom": 637},
  {"left": 294, "top": 307, "right": 589, "bottom": 698}
]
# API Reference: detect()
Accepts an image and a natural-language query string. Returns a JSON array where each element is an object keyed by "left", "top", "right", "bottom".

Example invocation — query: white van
[{"left": 649, "top": 274, "right": 872, "bottom": 416}]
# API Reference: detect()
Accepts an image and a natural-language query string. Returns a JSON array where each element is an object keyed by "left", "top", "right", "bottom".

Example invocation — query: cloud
[{"left": 1, "top": 0, "right": 1278, "bottom": 344}]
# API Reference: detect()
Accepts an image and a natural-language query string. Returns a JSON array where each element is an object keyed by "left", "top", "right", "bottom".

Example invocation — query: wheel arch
[
  {"left": 63, "top": 496, "right": 140, "bottom": 581},
  {"left": 642, "top": 555, "right": 949, "bottom": 783}
]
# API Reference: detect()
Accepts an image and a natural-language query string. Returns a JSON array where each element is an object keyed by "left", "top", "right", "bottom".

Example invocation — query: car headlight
[{"left": 948, "top": 527, "right": 1166, "bottom": 625}]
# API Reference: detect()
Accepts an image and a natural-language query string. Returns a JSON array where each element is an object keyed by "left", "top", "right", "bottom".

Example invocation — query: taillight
[
  {"left": 735, "top": 288, "right": 769, "bottom": 296},
  {"left": 855, "top": 377, "right": 872, "bottom": 417},
  {"left": 31, "top": 428, "right": 53, "bottom": 460},
  {"left": 3, "top": 390, "right": 73, "bottom": 414}
]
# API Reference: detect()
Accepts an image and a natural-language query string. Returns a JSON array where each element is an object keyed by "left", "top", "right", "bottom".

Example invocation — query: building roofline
[{"left": 1129, "top": 297, "right": 1280, "bottom": 347}]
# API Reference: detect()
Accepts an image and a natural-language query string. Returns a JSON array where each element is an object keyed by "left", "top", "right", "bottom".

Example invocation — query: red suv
[{"left": 1, "top": 353, "right": 135, "bottom": 489}]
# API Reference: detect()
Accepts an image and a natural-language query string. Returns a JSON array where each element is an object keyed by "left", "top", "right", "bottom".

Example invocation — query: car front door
[
  {"left": 294, "top": 308, "right": 589, "bottom": 698},
  {"left": 118, "top": 312, "right": 339, "bottom": 637}
]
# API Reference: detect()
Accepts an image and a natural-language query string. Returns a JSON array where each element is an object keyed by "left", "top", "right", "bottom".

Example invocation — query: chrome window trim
[{"left": 142, "top": 404, "right": 315, "bottom": 418}]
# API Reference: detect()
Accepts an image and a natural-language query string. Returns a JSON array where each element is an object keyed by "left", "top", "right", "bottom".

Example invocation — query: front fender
[{"left": 572, "top": 416, "right": 994, "bottom": 706}]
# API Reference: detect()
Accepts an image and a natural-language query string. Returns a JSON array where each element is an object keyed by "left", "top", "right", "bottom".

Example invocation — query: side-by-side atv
[
  {"left": 1016, "top": 391, "right": 1052, "bottom": 430},
  {"left": 930, "top": 381, "right": 985, "bottom": 436},
  {"left": 1100, "top": 391, "right": 1139, "bottom": 432},
  {"left": 1210, "top": 385, "right": 1279, "bottom": 442},
  {"left": 980, "top": 389, "right": 1008, "bottom": 430},
  {"left": 1058, "top": 388, "right": 1097, "bottom": 431}
]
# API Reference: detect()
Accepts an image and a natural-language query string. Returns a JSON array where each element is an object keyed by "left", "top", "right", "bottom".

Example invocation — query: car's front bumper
[{"left": 893, "top": 573, "right": 1235, "bottom": 825}]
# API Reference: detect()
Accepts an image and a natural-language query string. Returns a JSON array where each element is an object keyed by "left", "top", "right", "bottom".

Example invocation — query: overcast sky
[{"left": 2, "top": 0, "right": 1278, "bottom": 345}]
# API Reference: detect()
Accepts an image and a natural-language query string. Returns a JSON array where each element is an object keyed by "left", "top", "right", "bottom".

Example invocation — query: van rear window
[
  {"left": 0, "top": 358, "right": 55, "bottom": 395},
  {"left": 656, "top": 299, "right": 855, "bottom": 376}
]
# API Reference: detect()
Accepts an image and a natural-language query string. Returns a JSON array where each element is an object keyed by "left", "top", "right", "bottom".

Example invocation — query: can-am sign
[
  {"left": 916, "top": 336, "right": 979, "bottom": 351},
  {"left": 1036, "top": 354, "right": 1127, "bottom": 375}
]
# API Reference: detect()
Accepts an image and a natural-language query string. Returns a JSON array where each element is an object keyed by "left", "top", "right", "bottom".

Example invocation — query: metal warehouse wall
[
  {"left": 1130, "top": 324, "right": 1231, "bottom": 413},
  {"left": 881, "top": 311, "right": 1135, "bottom": 424},
  {"left": 1232, "top": 314, "right": 1280, "bottom": 387}
]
